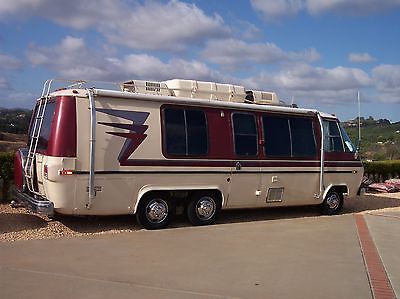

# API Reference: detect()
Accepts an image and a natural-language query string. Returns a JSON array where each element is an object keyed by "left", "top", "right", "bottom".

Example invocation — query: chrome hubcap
[
  {"left": 196, "top": 197, "right": 216, "bottom": 220},
  {"left": 326, "top": 193, "right": 340, "bottom": 210},
  {"left": 146, "top": 199, "right": 168, "bottom": 223}
]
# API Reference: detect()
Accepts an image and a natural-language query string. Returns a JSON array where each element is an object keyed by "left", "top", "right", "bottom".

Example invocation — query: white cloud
[
  {"left": 0, "top": 53, "right": 22, "bottom": 71},
  {"left": 372, "top": 64, "right": 400, "bottom": 103},
  {"left": 348, "top": 52, "right": 375, "bottom": 63},
  {"left": 250, "top": 0, "right": 304, "bottom": 19},
  {"left": 243, "top": 64, "right": 371, "bottom": 104},
  {"left": 26, "top": 36, "right": 109, "bottom": 79},
  {"left": 202, "top": 39, "right": 320, "bottom": 68},
  {"left": 0, "top": 77, "right": 10, "bottom": 89},
  {"left": 0, "top": 77, "right": 35, "bottom": 108},
  {"left": 0, "top": 0, "right": 228, "bottom": 51},
  {"left": 251, "top": 0, "right": 400, "bottom": 18},
  {"left": 307, "top": 0, "right": 400, "bottom": 15},
  {"left": 26, "top": 36, "right": 226, "bottom": 82}
]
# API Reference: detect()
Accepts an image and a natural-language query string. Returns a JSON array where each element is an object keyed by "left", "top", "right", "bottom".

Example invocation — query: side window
[
  {"left": 186, "top": 110, "right": 208, "bottom": 155},
  {"left": 164, "top": 108, "right": 208, "bottom": 156},
  {"left": 263, "top": 117, "right": 291, "bottom": 157},
  {"left": 232, "top": 113, "right": 258, "bottom": 156},
  {"left": 323, "top": 120, "right": 344, "bottom": 152},
  {"left": 263, "top": 116, "right": 316, "bottom": 157},
  {"left": 291, "top": 118, "right": 316, "bottom": 157},
  {"left": 164, "top": 109, "right": 186, "bottom": 155},
  {"left": 339, "top": 124, "right": 356, "bottom": 153}
]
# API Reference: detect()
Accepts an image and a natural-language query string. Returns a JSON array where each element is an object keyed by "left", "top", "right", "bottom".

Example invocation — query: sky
[{"left": 0, "top": 0, "right": 399, "bottom": 122}]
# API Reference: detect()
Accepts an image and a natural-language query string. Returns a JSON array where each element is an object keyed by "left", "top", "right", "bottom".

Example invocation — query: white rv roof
[{"left": 45, "top": 79, "right": 338, "bottom": 119}]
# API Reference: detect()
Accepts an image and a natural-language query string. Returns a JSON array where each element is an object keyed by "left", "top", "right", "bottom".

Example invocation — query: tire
[
  {"left": 136, "top": 193, "right": 172, "bottom": 230},
  {"left": 187, "top": 192, "right": 220, "bottom": 226},
  {"left": 319, "top": 190, "right": 343, "bottom": 215}
]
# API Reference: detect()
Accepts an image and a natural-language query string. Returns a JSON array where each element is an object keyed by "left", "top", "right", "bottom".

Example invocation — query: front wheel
[
  {"left": 136, "top": 194, "right": 172, "bottom": 229},
  {"left": 319, "top": 190, "right": 343, "bottom": 215},
  {"left": 187, "top": 192, "right": 220, "bottom": 226}
]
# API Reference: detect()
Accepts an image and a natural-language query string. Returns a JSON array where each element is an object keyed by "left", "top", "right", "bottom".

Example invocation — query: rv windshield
[
  {"left": 339, "top": 124, "right": 356, "bottom": 153},
  {"left": 28, "top": 100, "right": 57, "bottom": 152}
]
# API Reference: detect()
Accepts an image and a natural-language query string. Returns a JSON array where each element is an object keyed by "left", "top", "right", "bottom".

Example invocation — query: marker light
[
  {"left": 59, "top": 169, "right": 74, "bottom": 175},
  {"left": 43, "top": 165, "right": 48, "bottom": 179}
]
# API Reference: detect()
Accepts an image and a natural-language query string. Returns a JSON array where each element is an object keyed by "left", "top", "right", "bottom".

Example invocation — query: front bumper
[{"left": 13, "top": 188, "right": 54, "bottom": 216}]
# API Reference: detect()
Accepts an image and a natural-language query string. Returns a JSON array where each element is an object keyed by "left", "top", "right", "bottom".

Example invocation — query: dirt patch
[
  {"left": 1, "top": 193, "right": 399, "bottom": 242},
  {"left": 0, "top": 132, "right": 27, "bottom": 152}
]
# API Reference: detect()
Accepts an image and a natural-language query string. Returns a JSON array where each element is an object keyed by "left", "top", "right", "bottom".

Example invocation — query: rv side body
[{"left": 14, "top": 84, "right": 363, "bottom": 228}]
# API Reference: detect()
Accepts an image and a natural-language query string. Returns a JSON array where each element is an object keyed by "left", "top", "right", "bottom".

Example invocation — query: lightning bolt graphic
[{"left": 96, "top": 108, "right": 150, "bottom": 165}]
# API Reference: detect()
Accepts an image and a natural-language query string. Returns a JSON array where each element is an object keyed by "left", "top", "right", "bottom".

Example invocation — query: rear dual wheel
[
  {"left": 187, "top": 192, "right": 220, "bottom": 226},
  {"left": 136, "top": 194, "right": 172, "bottom": 230},
  {"left": 136, "top": 191, "right": 221, "bottom": 229}
]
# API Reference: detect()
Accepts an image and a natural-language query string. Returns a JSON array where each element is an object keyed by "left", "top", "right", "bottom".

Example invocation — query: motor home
[{"left": 14, "top": 79, "right": 363, "bottom": 229}]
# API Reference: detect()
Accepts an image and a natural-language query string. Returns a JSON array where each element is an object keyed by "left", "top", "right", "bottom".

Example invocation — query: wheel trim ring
[
  {"left": 145, "top": 198, "right": 169, "bottom": 224},
  {"left": 195, "top": 196, "right": 216, "bottom": 220}
]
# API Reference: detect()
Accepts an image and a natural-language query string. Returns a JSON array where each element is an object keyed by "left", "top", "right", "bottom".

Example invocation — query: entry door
[
  {"left": 227, "top": 161, "right": 261, "bottom": 208},
  {"left": 260, "top": 115, "right": 320, "bottom": 206},
  {"left": 261, "top": 171, "right": 319, "bottom": 206},
  {"left": 226, "top": 113, "right": 261, "bottom": 208}
]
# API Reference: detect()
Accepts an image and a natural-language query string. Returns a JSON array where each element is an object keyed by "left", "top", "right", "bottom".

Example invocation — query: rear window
[{"left": 28, "top": 100, "right": 57, "bottom": 152}]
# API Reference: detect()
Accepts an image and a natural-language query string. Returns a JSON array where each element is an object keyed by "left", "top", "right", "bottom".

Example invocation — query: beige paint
[{"left": 33, "top": 89, "right": 363, "bottom": 216}]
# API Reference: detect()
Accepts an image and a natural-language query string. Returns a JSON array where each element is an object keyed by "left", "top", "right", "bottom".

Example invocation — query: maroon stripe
[
  {"left": 354, "top": 214, "right": 396, "bottom": 299},
  {"left": 120, "top": 159, "right": 362, "bottom": 168}
]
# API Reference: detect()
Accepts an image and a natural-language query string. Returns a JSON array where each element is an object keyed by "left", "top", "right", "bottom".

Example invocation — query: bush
[
  {"left": 363, "top": 160, "right": 400, "bottom": 182},
  {"left": 0, "top": 151, "right": 14, "bottom": 202}
]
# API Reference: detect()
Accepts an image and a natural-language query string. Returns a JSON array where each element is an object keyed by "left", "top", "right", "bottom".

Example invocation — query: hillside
[
  {"left": 0, "top": 108, "right": 31, "bottom": 134},
  {"left": 0, "top": 132, "right": 27, "bottom": 152},
  {"left": 343, "top": 117, "right": 400, "bottom": 160}
]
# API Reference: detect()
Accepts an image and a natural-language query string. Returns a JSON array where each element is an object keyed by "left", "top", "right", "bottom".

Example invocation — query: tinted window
[
  {"left": 263, "top": 116, "right": 316, "bottom": 158},
  {"left": 29, "top": 100, "right": 57, "bottom": 152},
  {"left": 164, "top": 108, "right": 208, "bottom": 156},
  {"left": 186, "top": 110, "right": 208, "bottom": 155},
  {"left": 164, "top": 109, "right": 186, "bottom": 155},
  {"left": 323, "top": 120, "right": 344, "bottom": 152},
  {"left": 291, "top": 118, "right": 316, "bottom": 157},
  {"left": 233, "top": 113, "right": 258, "bottom": 156},
  {"left": 263, "top": 117, "right": 291, "bottom": 157}
]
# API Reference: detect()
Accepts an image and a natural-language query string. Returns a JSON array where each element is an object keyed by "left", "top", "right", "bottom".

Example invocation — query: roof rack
[
  {"left": 121, "top": 78, "right": 286, "bottom": 106},
  {"left": 43, "top": 78, "right": 287, "bottom": 107}
]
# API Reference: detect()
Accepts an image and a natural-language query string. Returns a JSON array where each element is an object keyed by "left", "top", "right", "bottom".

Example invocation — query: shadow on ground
[
  {"left": 55, "top": 194, "right": 400, "bottom": 232},
  {"left": 51, "top": 214, "right": 138, "bottom": 234},
  {"left": 0, "top": 213, "right": 48, "bottom": 234}
]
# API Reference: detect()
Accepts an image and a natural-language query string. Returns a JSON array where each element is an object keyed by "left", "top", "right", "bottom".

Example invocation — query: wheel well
[
  {"left": 190, "top": 190, "right": 223, "bottom": 207},
  {"left": 327, "top": 185, "right": 348, "bottom": 197}
]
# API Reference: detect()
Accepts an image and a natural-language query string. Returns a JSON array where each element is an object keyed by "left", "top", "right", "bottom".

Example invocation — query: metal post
[
  {"left": 317, "top": 112, "right": 325, "bottom": 198},
  {"left": 87, "top": 89, "right": 96, "bottom": 209}
]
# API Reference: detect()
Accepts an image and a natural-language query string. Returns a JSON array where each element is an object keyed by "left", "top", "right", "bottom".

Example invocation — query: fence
[{"left": 363, "top": 160, "right": 400, "bottom": 182}]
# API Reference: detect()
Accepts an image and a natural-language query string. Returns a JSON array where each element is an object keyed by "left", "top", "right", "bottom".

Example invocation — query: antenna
[{"left": 356, "top": 90, "right": 361, "bottom": 157}]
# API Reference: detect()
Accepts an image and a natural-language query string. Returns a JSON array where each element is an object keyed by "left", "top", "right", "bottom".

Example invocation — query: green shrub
[
  {"left": 363, "top": 160, "right": 400, "bottom": 182},
  {"left": 0, "top": 151, "right": 14, "bottom": 202}
]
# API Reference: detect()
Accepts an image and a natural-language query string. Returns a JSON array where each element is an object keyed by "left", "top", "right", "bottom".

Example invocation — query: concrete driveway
[{"left": 2, "top": 209, "right": 399, "bottom": 299}]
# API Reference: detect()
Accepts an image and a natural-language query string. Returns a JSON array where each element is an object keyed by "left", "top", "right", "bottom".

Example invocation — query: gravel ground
[{"left": 1, "top": 193, "right": 399, "bottom": 243}]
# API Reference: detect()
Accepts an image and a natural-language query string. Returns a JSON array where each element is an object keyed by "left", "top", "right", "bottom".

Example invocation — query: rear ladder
[{"left": 24, "top": 80, "right": 53, "bottom": 194}]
